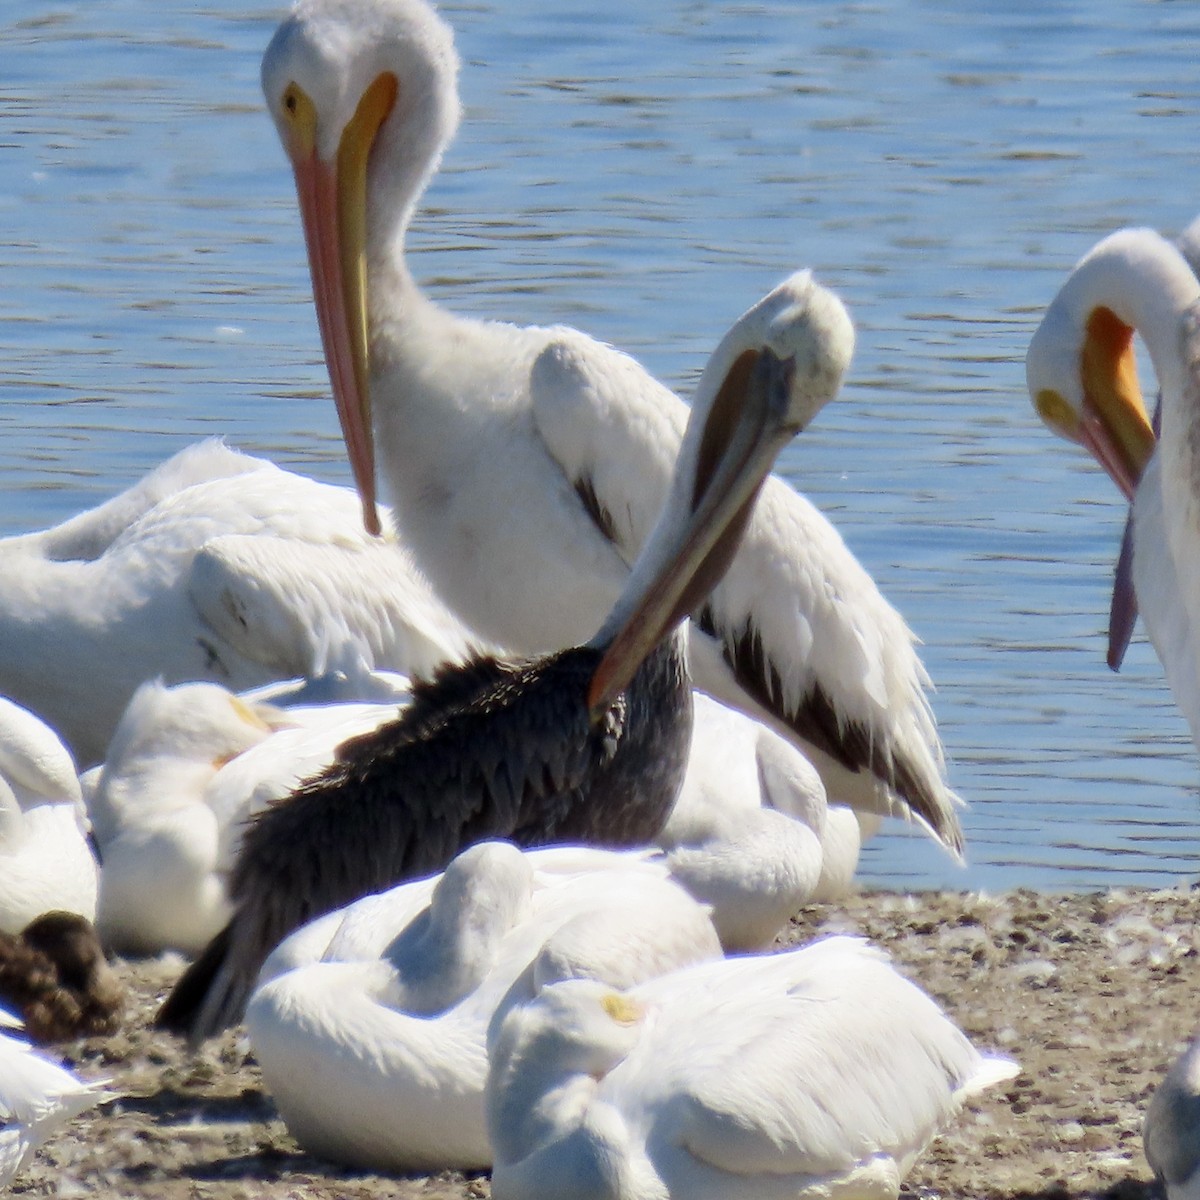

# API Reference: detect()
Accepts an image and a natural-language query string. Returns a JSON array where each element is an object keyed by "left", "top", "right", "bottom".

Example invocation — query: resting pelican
[
  {"left": 89, "top": 678, "right": 409, "bottom": 955},
  {"left": 0, "top": 698, "right": 96, "bottom": 935},
  {"left": 94, "top": 673, "right": 838, "bottom": 956},
  {"left": 0, "top": 1012, "right": 110, "bottom": 1187},
  {"left": 158, "top": 269, "right": 854, "bottom": 1043},
  {"left": 246, "top": 841, "right": 721, "bottom": 1172},
  {"left": 659, "top": 691, "right": 871, "bottom": 947},
  {"left": 259, "top": 0, "right": 962, "bottom": 854},
  {"left": 0, "top": 439, "right": 478, "bottom": 766},
  {"left": 486, "top": 935, "right": 1018, "bottom": 1200},
  {"left": 1145, "top": 1030, "right": 1200, "bottom": 1200},
  {"left": 1026, "top": 228, "right": 1200, "bottom": 745}
]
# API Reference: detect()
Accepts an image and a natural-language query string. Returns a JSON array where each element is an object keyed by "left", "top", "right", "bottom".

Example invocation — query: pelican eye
[
  {"left": 278, "top": 82, "right": 318, "bottom": 157},
  {"left": 1034, "top": 388, "right": 1079, "bottom": 439}
]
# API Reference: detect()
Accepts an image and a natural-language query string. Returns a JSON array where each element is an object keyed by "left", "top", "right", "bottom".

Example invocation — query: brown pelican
[
  {"left": 157, "top": 270, "right": 855, "bottom": 1043},
  {"left": 257, "top": 0, "right": 963, "bottom": 854}
]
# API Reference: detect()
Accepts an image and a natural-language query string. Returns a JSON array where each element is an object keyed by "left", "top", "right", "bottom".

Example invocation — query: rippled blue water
[{"left": 1, "top": 0, "right": 1199, "bottom": 890}]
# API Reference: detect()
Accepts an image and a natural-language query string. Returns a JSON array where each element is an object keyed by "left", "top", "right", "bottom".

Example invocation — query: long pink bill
[{"left": 291, "top": 153, "right": 381, "bottom": 535}]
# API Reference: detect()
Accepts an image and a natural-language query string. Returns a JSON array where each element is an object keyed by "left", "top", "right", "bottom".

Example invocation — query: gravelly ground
[{"left": 13, "top": 885, "right": 1198, "bottom": 1199}]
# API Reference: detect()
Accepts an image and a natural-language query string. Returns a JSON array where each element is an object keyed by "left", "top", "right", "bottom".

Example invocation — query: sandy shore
[{"left": 13, "top": 885, "right": 1198, "bottom": 1199}]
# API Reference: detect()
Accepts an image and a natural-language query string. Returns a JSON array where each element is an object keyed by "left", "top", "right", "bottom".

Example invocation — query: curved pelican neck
[{"left": 1065, "top": 232, "right": 1200, "bottom": 410}]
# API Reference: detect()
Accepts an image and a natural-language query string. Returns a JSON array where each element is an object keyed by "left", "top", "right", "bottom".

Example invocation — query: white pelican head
[
  {"left": 261, "top": 0, "right": 461, "bottom": 534},
  {"left": 1024, "top": 228, "right": 1191, "bottom": 500}
]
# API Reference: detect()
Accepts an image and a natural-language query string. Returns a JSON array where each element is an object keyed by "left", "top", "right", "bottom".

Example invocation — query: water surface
[{"left": 2, "top": 0, "right": 1199, "bottom": 890}]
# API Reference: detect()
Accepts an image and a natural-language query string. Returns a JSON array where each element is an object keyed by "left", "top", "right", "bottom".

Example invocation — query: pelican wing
[
  {"left": 623, "top": 939, "right": 1011, "bottom": 1193},
  {"left": 190, "top": 534, "right": 479, "bottom": 682},
  {"left": 1128, "top": 315, "right": 1200, "bottom": 744},
  {"left": 0, "top": 1031, "right": 108, "bottom": 1185},
  {"left": 531, "top": 332, "right": 960, "bottom": 852},
  {"left": 14, "top": 438, "right": 260, "bottom": 563}
]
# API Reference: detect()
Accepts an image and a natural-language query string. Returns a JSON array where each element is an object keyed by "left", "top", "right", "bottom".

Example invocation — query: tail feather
[
  {"left": 960, "top": 1052, "right": 1020, "bottom": 1099},
  {"left": 154, "top": 924, "right": 233, "bottom": 1046}
]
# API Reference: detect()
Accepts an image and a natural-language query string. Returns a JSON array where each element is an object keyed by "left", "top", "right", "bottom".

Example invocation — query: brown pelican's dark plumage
[
  {"left": 157, "top": 272, "right": 855, "bottom": 1045},
  {"left": 0, "top": 912, "right": 124, "bottom": 1044}
]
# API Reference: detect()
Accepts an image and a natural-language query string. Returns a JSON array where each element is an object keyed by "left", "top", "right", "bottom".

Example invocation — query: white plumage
[
  {"left": 0, "top": 439, "right": 477, "bottom": 766},
  {"left": 259, "top": 0, "right": 962, "bottom": 854},
  {"left": 245, "top": 841, "right": 722, "bottom": 1172},
  {"left": 660, "top": 692, "right": 872, "bottom": 948},
  {"left": 487, "top": 936, "right": 1018, "bottom": 1200},
  {"left": 1027, "top": 228, "right": 1200, "bottom": 747},
  {"left": 89, "top": 678, "right": 407, "bottom": 955},
  {"left": 0, "top": 1015, "right": 109, "bottom": 1187},
  {"left": 0, "top": 697, "right": 96, "bottom": 935}
]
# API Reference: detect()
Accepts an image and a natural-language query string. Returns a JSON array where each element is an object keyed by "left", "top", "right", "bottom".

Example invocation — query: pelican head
[
  {"left": 486, "top": 978, "right": 646, "bottom": 1167},
  {"left": 262, "top": 0, "right": 460, "bottom": 534},
  {"left": 586, "top": 271, "right": 855, "bottom": 715},
  {"left": 1025, "top": 228, "right": 1189, "bottom": 501}
]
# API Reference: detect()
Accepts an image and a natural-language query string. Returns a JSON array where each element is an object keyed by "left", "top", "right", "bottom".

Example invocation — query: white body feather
[
  {"left": 1146, "top": 1032, "right": 1200, "bottom": 1200},
  {"left": 0, "top": 440, "right": 477, "bottom": 766},
  {"left": 246, "top": 842, "right": 722, "bottom": 1172},
  {"left": 0, "top": 1025, "right": 109, "bottom": 1187},
  {"left": 0, "top": 697, "right": 96, "bottom": 934},
  {"left": 487, "top": 936, "right": 1018, "bottom": 1200},
  {"left": 90, "top": 678, "right": 406, "bottom": 954}
]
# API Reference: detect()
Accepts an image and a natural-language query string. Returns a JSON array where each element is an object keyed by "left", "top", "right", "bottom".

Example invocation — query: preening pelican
[
  {"left": 0, "top": 698, "right": 96, "bottom": 935},
  {"left": 1106, "top": 217, "right": 1199, "bottom": 671},
  {"left": 0, "top": 439, "right": 477, "bottom": 766},
  {"left": 245, "top": 841, "right": 721, "bottom": 1172},
  {"left": 486, "top": 935, "right": 1018, "bottom": 1200},
  {"left": 1026, "top": 228, "right": 1200, "bottom": 746},
  {"left": 0, "top": 1012, "right": 110, "bottom": 1187},
  {"left": 89, "top": 678, "right": 409, "bottom": 955},
  {"left": 259, "top": 0, "right": 962, "bottom": 854},
  {"left": 1145, "top": 1030, "right": 1200, "bottom": 1200},
  {"left": 158, "top": 270, "right": 854, "bottom": 1044}
]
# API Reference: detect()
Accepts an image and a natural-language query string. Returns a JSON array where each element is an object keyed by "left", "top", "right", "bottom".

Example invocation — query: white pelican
[
  {"left": 1103, "top": 216, "right": 1200, "bottom": 672},
  {"left": 0, "top": 1013, "right": 110, "bottom": 1188},
  {"left": 259, "top": 0, "right": 963, "bottom": 855},
  {"left": 658, "top": 691, "right": 872, "bottom": 947},
  {"left": 486, "top": 935, "right": 1018, "bottom": 1200},
  {"left": 1026, "top": 228, "right": 1200, "bottom": 745},
  {"left": 245, "top": 840, "right": 721, "bottom": 1172},
  {"left": 88, "top": 678, "right": 411, "bottom": 956},
  {"left": 159, "top": 269, "right": 854, "bottom": 1044},
  {"left": 0, "top": 698, "right": 96, "bottom": 935},
  {"left": 1145, "top": 1031, "right": 1200, "bottom": 1200},
  {"left": 0, "top": 913, "right": 123, "bottom": 1044},
  {"left": 0, "top": 438, "right": 478, "bottom": 766}
]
